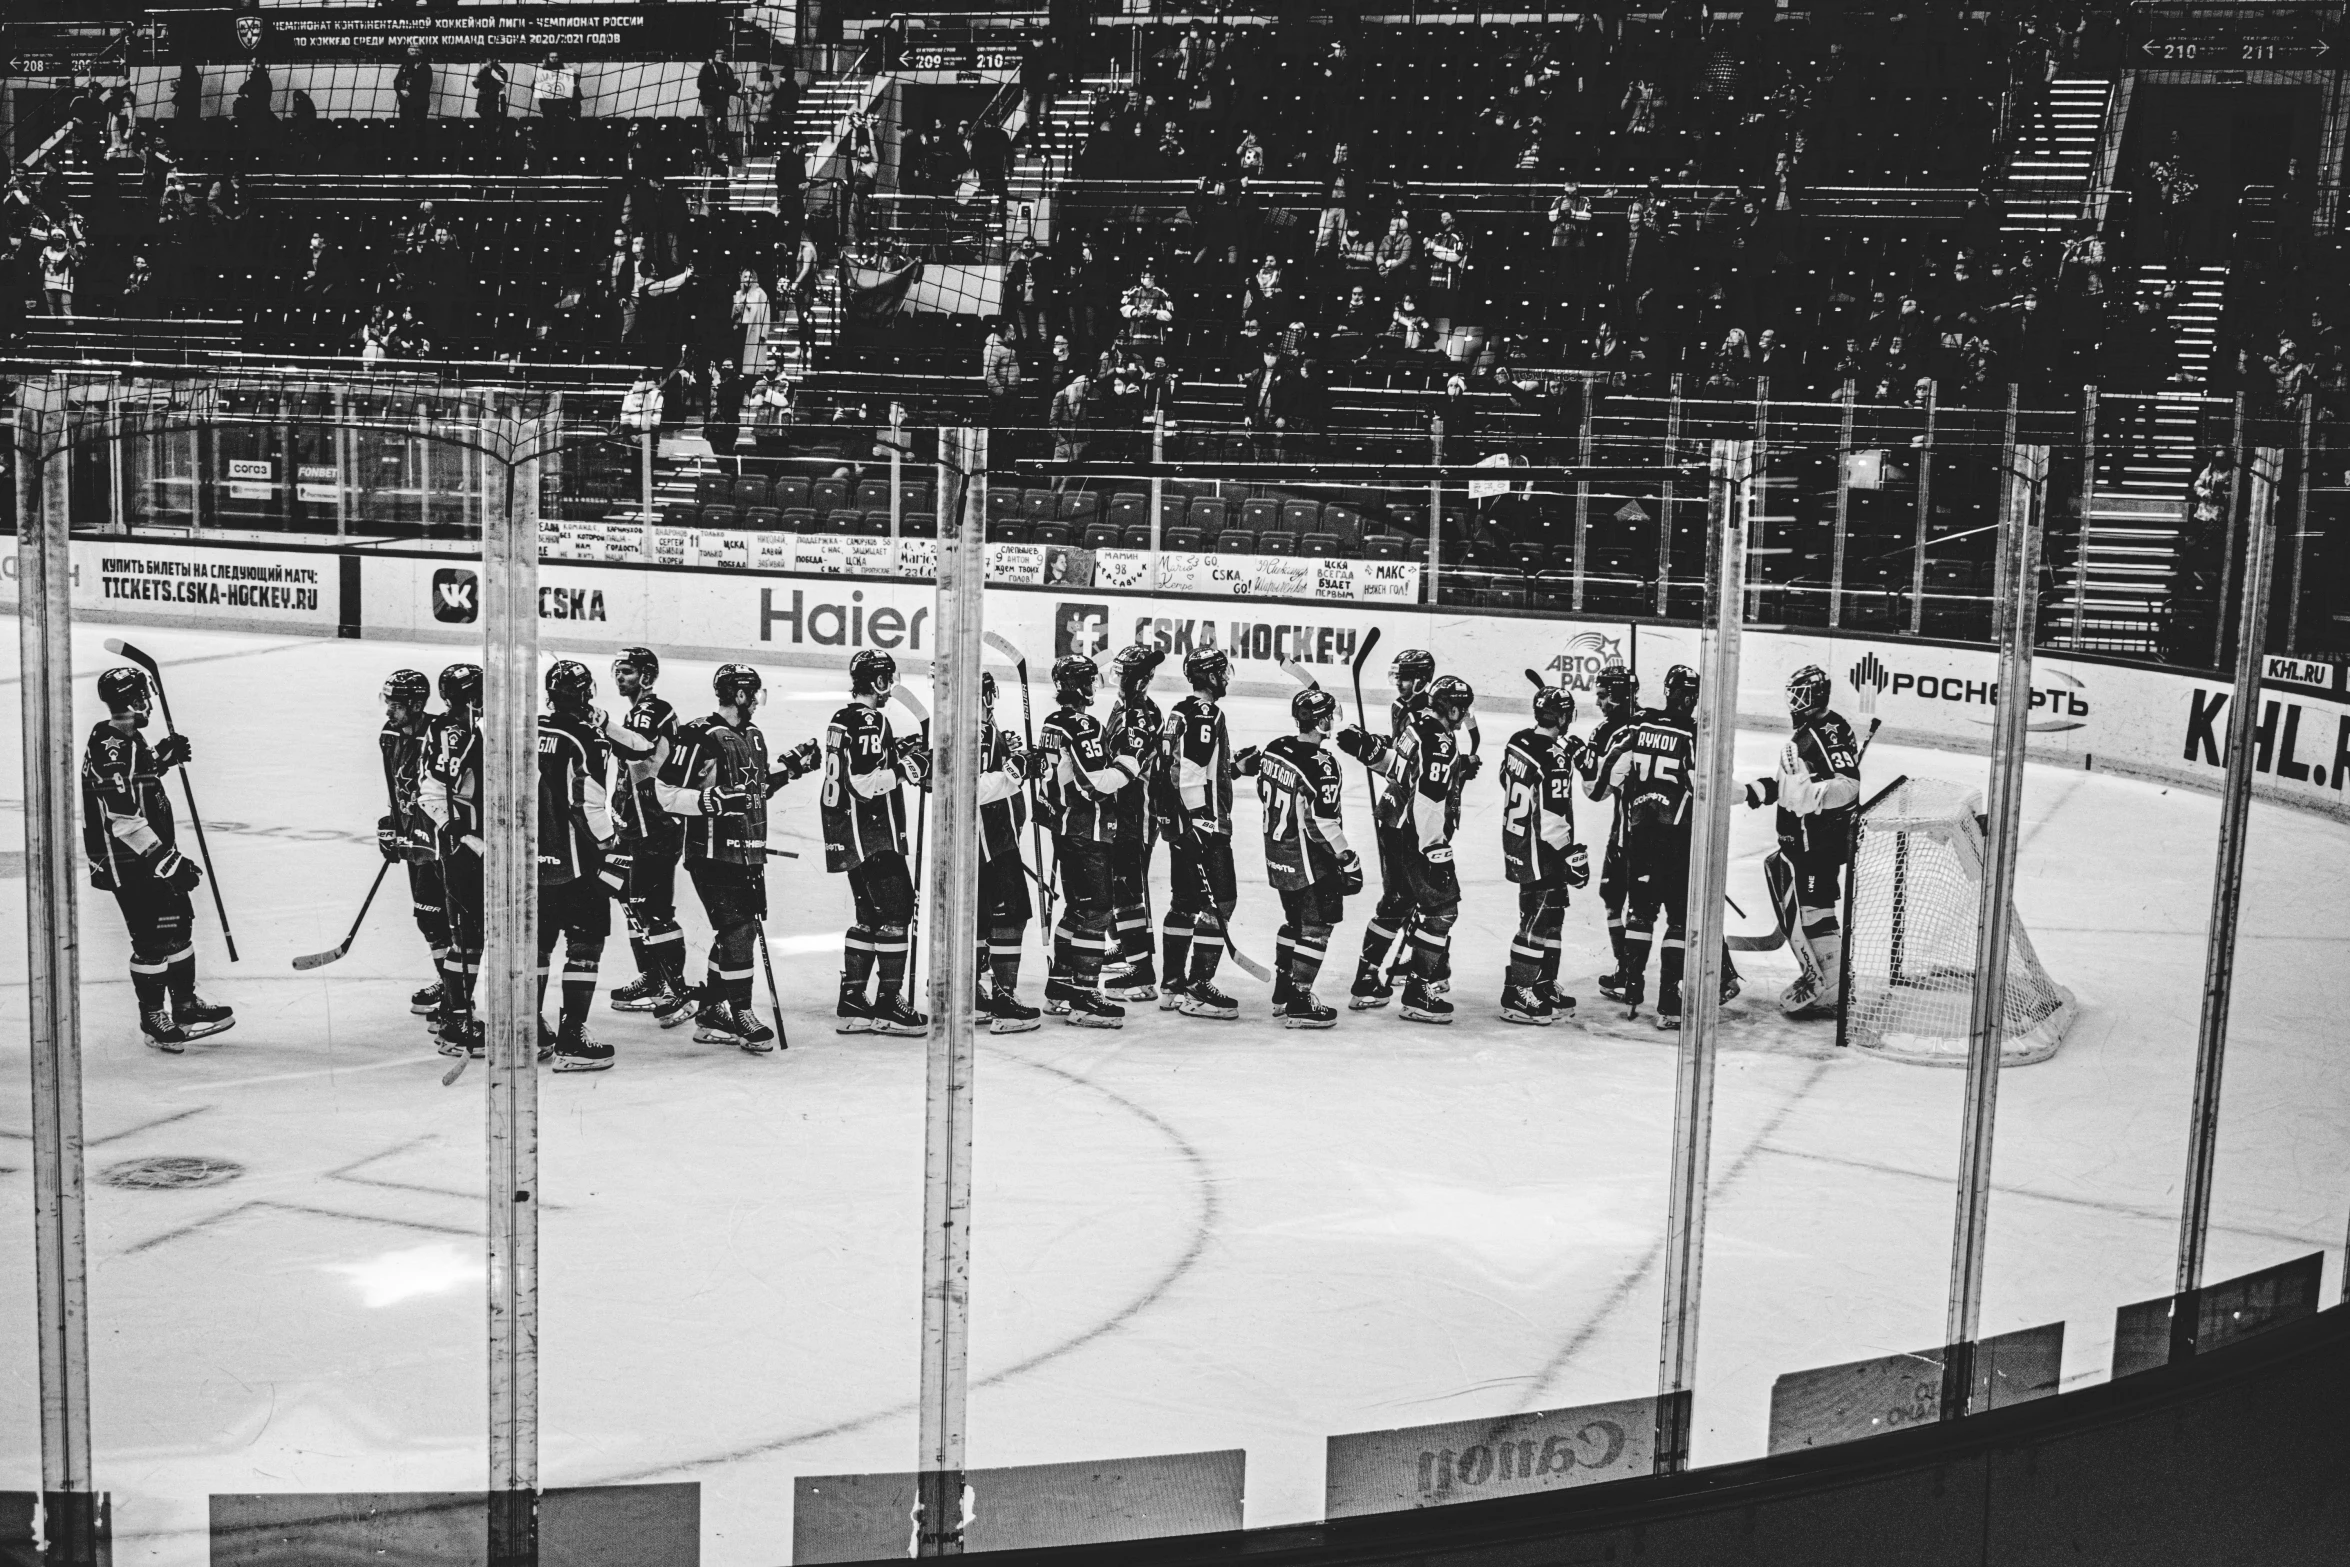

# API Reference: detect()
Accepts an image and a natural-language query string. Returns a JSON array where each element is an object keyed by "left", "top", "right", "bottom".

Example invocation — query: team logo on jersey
[
  {"left": 432, "top": 568, "right": 479, "bottom": 624},
  {"left": 1054, "top": 601, "right": 1111, "bottom": 660},
  {"left": 1542, "top": 630, "right": 1626, "bottom": 693},
  {"left": 235, "top": 13, "right": 266, "bottom": 53}
]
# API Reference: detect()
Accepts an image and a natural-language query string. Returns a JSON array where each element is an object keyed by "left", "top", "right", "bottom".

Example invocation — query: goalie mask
[{"left": 1788, "top": 664, "right": 1831, "bottom": 722}]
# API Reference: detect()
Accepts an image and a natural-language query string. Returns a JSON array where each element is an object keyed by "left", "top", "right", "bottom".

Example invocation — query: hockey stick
[
  {"left": 754, "top": 918, "right": 790, "bottom": 1050},
  {"left": 1279, "top": 657, "right": 1320, "bottom": 690},
  {"left": 106, "top": 638, "right": 238, "bottom": 961},
  {"left": 1220, "top": 930, "right": 1274, "bottom": 983},
  {"left": 1854, "top": 680, "right": 1883, "bottom": 759},
  {"left": 891, "top": 685, "right": 932, "bottom": 984},
  {"left": 982, "top": 629, "right": 1054, "bottom": 935},
  {"left": 291, "top": 861, "right": 394, "bottom": 970}
]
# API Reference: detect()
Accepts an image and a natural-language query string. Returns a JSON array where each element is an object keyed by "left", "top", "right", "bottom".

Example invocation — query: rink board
[
  {"left": 792, "top": 1450, "right": 1244, "bottom": 1562},
  {"left": 209, "top": 1483, "right": 698, "bottom": 1567},
  {"left": 8, "top": 535, "right": 2348, "bottom": 821}
]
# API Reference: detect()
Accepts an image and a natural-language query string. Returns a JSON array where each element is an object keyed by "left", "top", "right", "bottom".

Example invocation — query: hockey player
[
  {"left": 1037, "top": 654, "right": 1137, "bottom": 1027},
  {"left": 653, "top": 663, "right": 822, "bottom": 1051},
  {"left": 975, "top": 671, "right": 1044, "bottom": 1033},
  {"left": 1235, "top": 685, "right": 1363, "bottom": 1028},
  {"left": 1603, "top": 664, "right": 1705, "bottom": 1028},
  {"left": 1743, "top": 664, "right": 1863, "bottom": 1018},
  {"left": 1335, "top": 673, "right": 1475, "bottom": 1023},
  {"left": 820, "top": 650, "right": 932, "bottom": 1036},
  {"left": 600, "top": 646, "right": 687, "bottom": 1014},
  {"left": 377, "top": 669, "right": 449, "bottom": 1021},
  {"left": 420, "top": 663, "right": 485, "bottom": 1054},
  {"left": 1350, "top": 647, "right": 1438, "bottom": 1003},
  {"left": 1499, "top": 680, "right": 1590, "bottom": 1025},
  {"left": 1579, "top": 664, "right": 1643, "bottom": 980},
  {"left": 1159, "top": 645, "right": 1243, "bottom": 1019},
  {"left": 83, "top": 666, "right": 233, "bottom": 1051},
  {"left": 1101, "top": 642, "right": 1168, "bottom": 1000},
  {"left": 540, "top": 661, "right": 617, "bottom": 1070}
]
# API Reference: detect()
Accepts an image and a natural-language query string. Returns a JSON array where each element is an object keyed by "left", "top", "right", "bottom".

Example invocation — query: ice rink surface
[{"left": 1, "top": 623, "right": 2345, "bottom": 1566}]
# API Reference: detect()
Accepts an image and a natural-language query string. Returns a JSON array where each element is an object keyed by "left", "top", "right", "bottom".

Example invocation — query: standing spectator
[
  {"left": 745, "top": 68, "right": 779, "bottom": 156},
  {"left": 1119, "top": 265, "right": 1173, "bottom": 352},
  {"left": 2148, "top": 133, "right": 2198, "bottom": 274},
  {"left": 1049, "top": 372, "right": 1092, "bottom": 471},
  {"left": 1240, "top": 253, "right": 1290, "bottom": 358},
  {"left": 706, "top": 359, "right": 746, "bottom": 448},
  {"left": 536, "top": 54, "right": 581, "bottom": 120},
  {"left": 117, "top": 252, "right": 156, "bottom": 316},
  {"left": 174, "top": 60, "right": 204, "bottom": 121},
  {"left": 1006, "top": 237, "right": 1056, "bottom": 349},
  {"left": 1373, "top": 212, "right": 1418, "bottom": 301},
  {"left": 475, "top": 57, "right": 511, "bottom": 120},
  {"left": 982, "top": 325, "right": 1023, "bottom": 406},
  {"left": 394, "top": 45, "right": 434, "bottom": 124},
  {"left": 38, "top": 229, "right": 77, "bottom": 317},
  {"left": 732, "top": 267, "right": 773, "bottom": 375},
  {"left": 1425, "top": 210, "right": 1471, "bottom": 335},
  {"left": 1242, "top": 344, "right": 1297, "bottom": 457},
  {"left": 787, "top": 226, "right": 821, "bottom": 359},
  {"left": 1548, "top": 181, "right": 1595, "bottom": 334},
  {"left": 1388, "top": 293, "right": 1433, "bottom": 355},
  {"left": 1140, "top": 354, "right": 1182, "bottom": 429},
  {"left": 1067, "top": 239, "right": 1110, "bottom": 352},
  {"left": 698, "top": 50, "right": 741, "bottom": 165},
  {"left": 233, "top": 64, "right": 274, "bottom": 124}
]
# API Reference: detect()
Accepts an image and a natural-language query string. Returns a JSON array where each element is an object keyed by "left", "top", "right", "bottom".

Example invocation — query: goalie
[{"left": 1743, "top": 664, "right": 1863, "bottom": 1018}]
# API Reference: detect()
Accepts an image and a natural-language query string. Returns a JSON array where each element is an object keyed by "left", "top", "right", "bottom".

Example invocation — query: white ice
[{"left": 0, "top": 622, "right": 2344, "bottom": 1566}]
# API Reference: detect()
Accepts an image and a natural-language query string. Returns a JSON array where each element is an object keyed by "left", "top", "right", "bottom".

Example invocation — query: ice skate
[
  {"left": 986, "top": 988, "right": 1042, "bottom": 1035},
  {"left": 654, "top": 985, "right": 702, "bottom": 1029},
  {"left": 1043, "top": 976, "right": 1081, "bottom": 1015},
  {"left": 1399, "top": 979, "right": 1454, "bottom": 1024},
  {"left": 1653, "top": 1008, "right": 1684, "bottom": 1032},
  {"left": 691, "top": 998, "right": 741, "bottom": 1045},
  {"left": 1279, "top": 993, "right": 1338, "bottom": 1030},
  {"left": 410, "top": 982, "right": 442, "bottom": 1017},
  {"left": 834, "top": 990, "right": 875, "bottom": 1034},
  {"left": 538, "top": 1016, "right": 556, "bottom": 1064},
  {"left": 1157, "top": 978, "right": 1192, "bottom": 1011},
  {"left": 138, "top": 1011, "right": 187, "bottom": 1053},
  {"left": 449, "top": 1017, "right": 487, "bottom": 1058},
  {"left": 176, "top": 994, "right": 235, "bottom": 1034},
  {"left": 1064, "top": 990, "right": 1125, "bottom": 1029},
  {"left": 1779, "top": 974, "right": 1839, "bottom": 1021},
  {"left": 1103, "top": 959, "right": 1160, "bottom": 1003},
  {"left": 1537, "top": 983, "right": 1578, "bottom": 1017},
  {"left": 609, "top": 974, "right": 674, "bottom": 1012},
  {"left": 1500, "top": 985, "right": 1555, "bottom": 1026},
  {"left": 871, "top": 993, "right": 929, "bottom": 1036},
  {"left": 724, "top": 1004, "right": 776, "bottom": 1054},
  {"left": 552, "top": 1024, "right": 614, "bottom": 1072},
  {"left": 1596, "top": 970, "right": 1636, "bottom": 1004},
  {"left": 1178, "top": 983, "right": 1240, "bottom": 1019},
  {"left": 1348, "top": 972, "right": 1394, "bottom": 1011}
]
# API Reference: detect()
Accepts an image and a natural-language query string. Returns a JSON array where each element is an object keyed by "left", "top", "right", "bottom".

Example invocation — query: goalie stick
[{"left": 105, "top": 638, "right": 238, "bottom": 961}]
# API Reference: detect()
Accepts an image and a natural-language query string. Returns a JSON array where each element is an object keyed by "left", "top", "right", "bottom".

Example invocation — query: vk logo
[{"left": 433, "top": 568, "right": 479, "bottom": 624}]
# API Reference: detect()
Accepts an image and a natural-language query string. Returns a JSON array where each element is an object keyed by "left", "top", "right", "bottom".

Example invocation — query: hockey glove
[
  {"left": 698, "top": 785, "right": 748, "bottom": 817},
  {"left": 1338, "top": 850, "right": 1365, "bottom": 896},
  {"left": 377, "top": 814, "right": 404, "bottom": 863},
  {"left": 1333, "top": 724, "right": 1372, "bottom": 761},
  {"left": 1565, "top": 842, "right": 1591, "bottom": 888},
  {"left": 1023, "top": 746, "right": 1054, "bottom": 782},
  {"left": 771, "top": 739, "right": 823, "bottom": 788},
  {"left": 599, "top": 845, "right": 632, "bottom": 895},
  {"left": 1453, "top": 751, "right": 1484, "bottom": 785},
  {"left": 150, "top": 848, "right": 203, "bottom": 892},
  {"left": 1232, "top": 744, "right": 1263, "bottom": 777},
  {"left": 1743, "top": 776, "right": 1779, "bottom": 810},
  {"left": 151, "top": 733, "right": 192, "bottom": 771}
]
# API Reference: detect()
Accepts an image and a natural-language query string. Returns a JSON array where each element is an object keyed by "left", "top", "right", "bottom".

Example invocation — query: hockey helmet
[
  {"left": 714, "top": 662, "right": 764, "bottom": 709},
  {"left": 612, "top": 646, "right": 660, "bottom": 691},
  {"left": 1111, "top": 642, "right": 1166, "bottom": 696},
  {"left": 1594, "top": 663, "right": 1639, "bottom": 717},
  {"left": 439, "top": 663, "right": 484, "bottom": 710},
  {"left": 1663, "top": 664, "right": 1700, "bottom": 715},
  {"left": 1531, "top": 681, "right": 1575, "bottom": 731},
  {"left": 1292, "top": 685, "right": 1339, "bottom": 733},
  {"left": 546, "top": 659, "right": 596, "bottom": 713},
  {"left": 1787, "top": 664, "right": 1831, "bottom": 721},
  {"left": 1182, "top": 643, "right": 1231, "bottom": 696},
  {"left": 1052, "top": 654, "right": 1100, "bottom": 706},
  {"left": 98, "top": 666, "right": 152, "bottom": 721},
  {"left": 381, "top": 668, "right": 430, "bottom": 712},
  {"left": 1427, "top": 674, "right": 1475, "bottom": 722},
  {"left": 1390, "top": 648, "right": 1437, "bottom": 692},
  {"left": 981, "top": 671, "right": 999, "bottom": 711},
  {"left": 850, "top": 648, "right": 898, "bottom": 697}
]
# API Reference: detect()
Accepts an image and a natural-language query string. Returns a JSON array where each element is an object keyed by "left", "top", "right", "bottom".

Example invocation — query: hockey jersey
[
  {"left": 1105, "top": 691, "right": 1163, "bottom": 845},
  {"left": 1501, "top": 727, "right": 1579, "bottom": 885},
  {"left": 1372, "top": 692, "right": 1421, "bottom": 829},
  {"left": 977, "top": 719, "right": 1028, "bottom": 863},
  {"left": 1039, "top": 706, "right": 1135, "bottom": 843},
  {"left": 1356, "top": 706, "right": 1463, "bottom": 855},
  {"left": 656, "top": 714, "right": 775, "bottom": 866},
  {"left": 80, "top": 721, "right": 176, "bottom": 891},
  {"left": 1602, "top": 710, "right": 1696, "bottom": 838},
  {"left": 1162, "top": 694, "right": 1234, "bottom": 835},
  {"left": 605, "top": 692, "right": 680, "bottom": 847},
  {"left": 420, "top": 714, "right": 484, "bottom": 852},
  {"left": 821, "top": 700, "right": 916, "bottom": 872},
  {"left": 538, "top": 711, "right": 614, "bottom": 886},
  {"left": 1251, "top": 734, "right": 1351, "bottom": 891},
  {"left": 1770, "top": 712, "right": 1863, "bottom": 859},
  {"left": 379, "top": 718, "right": 436, "bottom": 845}
]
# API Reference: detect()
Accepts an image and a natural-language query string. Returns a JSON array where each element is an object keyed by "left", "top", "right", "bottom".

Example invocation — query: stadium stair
[
  {"left": 2062, "top": 262, "right": 2228, "bottom": 651},
  {"left": 1998, "top": 78, "right": 2113, "bottom": 235},
  {"left": 1004, "top": 76, "right": 1117, "bottom": 241}
]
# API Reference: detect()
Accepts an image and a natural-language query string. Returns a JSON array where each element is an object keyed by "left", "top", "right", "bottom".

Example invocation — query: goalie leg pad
[{"left": 1765, "top": 850, "right": 1827, "bottom": 991}]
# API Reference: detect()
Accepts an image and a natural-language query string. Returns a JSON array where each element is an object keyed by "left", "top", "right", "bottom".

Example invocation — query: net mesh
[{"left": 1844, "top": 777, "right": 2074, "bottom": 1067}]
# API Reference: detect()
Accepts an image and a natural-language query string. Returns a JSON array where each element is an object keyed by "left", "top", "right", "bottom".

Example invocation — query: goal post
[{"left": 1842, "top": 777, "right": 2076, "bottom": 1067}]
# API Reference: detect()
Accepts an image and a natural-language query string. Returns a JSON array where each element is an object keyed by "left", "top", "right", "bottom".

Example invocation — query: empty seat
[
  {"left": 854, "top": 479, "right": 892, "bottom": 512},
  {"left": 1059, "top": 490, "right": 1102, "bottom": 523},
  {"left": 1188, "top": 497, "right": 1228, "bottom": 534},
  {"left": 1106, "top": 492, "right": 1147, "bottom": 528},
  {"left": 1319, "top": 507, "right": 1361, "bottom": 550},
  {"left": 742, "top": 506, "right": 782, "bottom": 531},
  {"left": 825, "top": 508, "right": 863, "bottom": 534},
  {"left": 1161, "top": 525, "right": 1205, "bottom": 552},
  {"left": 900, "top": 507, "right": 937, "bottom": 538},
  {"left": 1081, "top": 521, "right": 1122, "bottom": 550},
  {"left": 1257, "top": 530, "right": 1297, "bottom": 556},
  {"left": 1281, "top": 500, "right": 1322, "bottom": 536},
  {"left": 1030, "top": 520, "right": 1072, "bottom": 547},
  {"left": 781, "top": 507, "right": 819, "bottom": 532},
  {"left": 770, "top": 475, "right": 810, "bottom": 511},
  {"left": 986, "top": 489, "right": 1022, "bottom": 522},
  {"left": 1300, "top": 531, "right": 1343, "bottom": 557},
  {"left": 694, "top": 472, "right": 734, "bottom": 506},
  {"left": 855, "top": 511, "right": 891, "bottom": 538},
  {"left": 903, "top": 484, "right": 934, "bottom": 520},
  {"left": 1121, "top": 523, "right": 1155, "bottom": 551},
  {"left": 1363, "top": 533, "right": 1406, "bottom": 560},
  {"left": 699, "top": 504, "right": 742, "bottom": 529},
  {"left": 1217, "top": 529, "right": 1256, "bottom": 554},
  {"left": 659, "top": 501, "right": 698, "bottom": 529},
  {"left": 810, "top": 478, "right": 851, "bottom": 514},
  {"left": 732, "top": 474, "right": 773, "bottom": 509},
  {"left": 987, "top": 516, "right": 1029, "bottom": 543},
  {"left": 1240, "top": 497, "right": 1280, "bottom": 535},
  {"left": 1022, "top": 487, "right": 1058, "bottom": 520}
]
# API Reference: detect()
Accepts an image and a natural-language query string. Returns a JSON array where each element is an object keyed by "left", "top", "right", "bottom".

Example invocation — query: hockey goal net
[{"left": 1842, "top": 777, "right": 2076, "bottom": 1066}]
